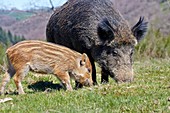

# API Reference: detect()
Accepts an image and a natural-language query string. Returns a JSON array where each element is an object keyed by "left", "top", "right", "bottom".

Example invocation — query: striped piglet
[{"left": 0, "top": 40, "right": 93, "bottom": 94}]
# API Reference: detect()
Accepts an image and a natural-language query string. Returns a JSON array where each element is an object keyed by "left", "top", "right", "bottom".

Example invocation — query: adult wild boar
[{"left": 46, "top": 0, "right": 148, "bottom": 84}]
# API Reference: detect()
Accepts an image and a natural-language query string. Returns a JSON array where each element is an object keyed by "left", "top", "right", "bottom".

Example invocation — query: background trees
[{"left": 0, "top": 27, "right": 25, "bottom": 66}]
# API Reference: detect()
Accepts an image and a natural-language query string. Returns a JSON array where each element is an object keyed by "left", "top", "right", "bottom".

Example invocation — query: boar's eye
[
  {"left": 130, "top": 49, "right": 134, "bottom": 56},
  {"left": 112, "top": 50, "right": 118, "bottom": 56},
  {"left": 106, "top": 50, "right": 118, "bottom": 56}
]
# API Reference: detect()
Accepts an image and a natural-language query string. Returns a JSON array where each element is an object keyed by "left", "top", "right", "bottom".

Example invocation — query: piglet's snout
[{"left": 84, "top": 78, "right": 93, "bottom": 86}]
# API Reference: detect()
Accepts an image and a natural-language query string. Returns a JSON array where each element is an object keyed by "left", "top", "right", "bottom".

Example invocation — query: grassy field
[
  {"left": 0, "top": 58, "right": 169, "bottom": 113},
  {"left": 0, "top": 27, "right": 169, "bottom": 112}
]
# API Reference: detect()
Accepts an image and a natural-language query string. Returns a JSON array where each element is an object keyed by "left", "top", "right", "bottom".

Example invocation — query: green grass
[
  {"left": 0, "top": 58, "right": 169, "bottom": 113},
  {"left": 0, "top": 26, "right": 169, "bottom": 112},
  {"left": 0, "top": 44, "right": 6, "bottom": 65},
  {"left": 135, "top": 28, "right": 170, "bottom": 59}
]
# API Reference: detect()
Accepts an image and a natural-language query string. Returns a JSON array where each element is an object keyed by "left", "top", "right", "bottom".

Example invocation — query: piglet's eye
[
  {"left": 87, "top": 68, "right": 91, "bottom": 73},
  {"left": 80, "top": 60, "right": 85, "bottom": 66}
]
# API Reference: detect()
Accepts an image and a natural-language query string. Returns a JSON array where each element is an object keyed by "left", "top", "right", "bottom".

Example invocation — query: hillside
[
  {"left": 114, "top": 0, "right": 170, "bottom": 36},
  {"left": 0, "top": 9, "right": 51, "bottom": 40},
  {"left": 0, "top": 0, "right": 169, "bottom": 40}
]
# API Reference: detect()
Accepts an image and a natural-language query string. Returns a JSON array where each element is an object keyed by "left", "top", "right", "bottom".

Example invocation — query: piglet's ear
[
  {"left": 80, "top": 53, "right": 88, "bottom": 66},
  {"left": 131, "top": 17, "right": 148, "bottom": 42}
]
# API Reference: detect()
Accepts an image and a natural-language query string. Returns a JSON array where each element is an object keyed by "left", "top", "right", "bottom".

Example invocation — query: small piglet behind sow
[{"left": 0, "top": 40, "right": 92, "bottom": 95}]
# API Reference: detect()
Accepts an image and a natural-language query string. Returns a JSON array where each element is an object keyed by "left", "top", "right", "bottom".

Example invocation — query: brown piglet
[{"left": 0, "top": 40, "right": 93, "bottom": 94}]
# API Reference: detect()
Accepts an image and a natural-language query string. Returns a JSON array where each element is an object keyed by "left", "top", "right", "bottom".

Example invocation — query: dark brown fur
[{"left": 46, "top": 0, "right": 148, "bottom": 84}]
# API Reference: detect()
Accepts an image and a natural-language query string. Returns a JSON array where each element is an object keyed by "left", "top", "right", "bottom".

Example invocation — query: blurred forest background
[{"left": 0, "top": 0, "right": 170, "bottom": 72}]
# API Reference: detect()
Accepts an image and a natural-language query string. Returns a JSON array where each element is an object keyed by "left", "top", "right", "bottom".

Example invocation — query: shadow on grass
[
  {"left": 3, "top": 81, "right": 63, "bottom": 95},
  {"left": 3, "top": 81, "right": 82, "bottom": 95},
  {"left": 28, "top": 81, "right": 63, "bottom": 92}
]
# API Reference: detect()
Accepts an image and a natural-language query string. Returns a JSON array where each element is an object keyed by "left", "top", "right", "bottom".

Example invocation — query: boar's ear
[
  {"left": 80, "top": 53, "right": 88, "bottom": 66},
  {"left": 97, "top": 18, "right": 115, "bottom": 44},
  {"left": 131, "top": 17, "right": 148, "bottom": 42}
]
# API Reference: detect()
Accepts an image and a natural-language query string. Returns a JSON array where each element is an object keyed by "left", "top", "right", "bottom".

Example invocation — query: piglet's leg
[
  {"left": 54, "top": 70, "right": 72, "bottom": 91},
  {"left": 0, "top": 72, "right": 12, "bottom": 95},
  {"left": 13, "top": 65, "right": 30, "bottom": 94},
  {"left": 62, "top": 79, "right": 72, "bottom": 91},
  {"left": 0, "top": 66, "right": 15, "bottom": 95},
  {"left": 13, "top": 72, "right": 25, "bottom": 94}
]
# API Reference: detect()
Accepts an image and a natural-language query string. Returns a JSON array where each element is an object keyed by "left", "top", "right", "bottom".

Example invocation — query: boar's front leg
[
  {"left": 101, "top": 67, "right": 109, "bottom": 84},
  {"left": 91, "top": 59, "right": 97, "bottom": 85},
  {"left": 87, "top": 55, "right": 97, "bottom": 85}
]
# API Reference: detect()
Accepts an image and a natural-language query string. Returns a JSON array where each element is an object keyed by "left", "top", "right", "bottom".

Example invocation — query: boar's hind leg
[
  {"left": 0, "top": 64, "right": 16, "bottom": 95},
  {"left": 13, "top": 65, "right": 30, "bottom": 94},
  {"left": 101, "top": 67, "right": 109, "bottom": 84}
]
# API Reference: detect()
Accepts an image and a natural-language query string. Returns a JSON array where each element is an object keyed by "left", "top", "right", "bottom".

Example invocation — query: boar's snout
[{"left": 110, "top": 65, "right": 134, "bottom": 83}]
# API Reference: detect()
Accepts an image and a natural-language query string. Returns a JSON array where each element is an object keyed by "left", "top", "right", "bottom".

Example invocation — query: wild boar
[
  {"left": 0, "top": 40, "right": 92, "bottom": 95},
  {"left": 46, "top": 0, "right": 148, "bottom": 84}
]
